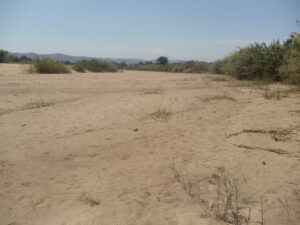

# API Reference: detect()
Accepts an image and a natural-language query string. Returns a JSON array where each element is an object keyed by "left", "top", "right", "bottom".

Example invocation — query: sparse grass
[
  {"left": 199, "top": 94, "right": 236, "bottom": 102},
  {"left": 228, "top": 80, "right": 255, "bottom": 88},
  {"left": 170, "top": 163, "right": 300, "bottom": 225},
  {"left": 170, "top": 161, "right": 200, "bottom": 199},
  {"left": 22, "top": 100, "right": 53, "bottom": 110},
  {"left": 181, "top": 78, "right": 197, "bottom": 82},
  {"left": 259, "top": 196, "right": 268, "bottom": 225},
  {"left": 142, "top": 88, "right": 163, "bottom": 95},
  {"left": 207, "top": 173, "right": 253, "bottom": 225},
  {"left": 278, "top": 197, "right": 290, "bottom": 223},
  {"left": 270, "top": 134, "right": 290, "bottom": 142},
  {"left": 263, "top": 88, "right": 281, "bottom": 100},
  {"left": 208, "top": 75, "right": 230, "bottom": 82},
  {"left": 149, "top": 107, "right": 172, "bottom": 121},
  {"left": 79, "top": 193, "right": 100, "bottom": 207},
  {"left": 293, "top": 189, "right": 300, "bottom": 202}
]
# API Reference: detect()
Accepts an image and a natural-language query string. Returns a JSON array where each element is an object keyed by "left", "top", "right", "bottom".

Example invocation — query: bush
[
  {"left": 278, "top": 37, "right": 300, "bottom": 85},
  {"left": 279, "top": 49, "right": 300, "bottom": 85},
  {"left": 0, "top": 50, "right": 9, "bottom": 63},
  {"left": 125, "top": 61, "right": 210, "bottom": 73},
  {"left": 72, "top": 60, "right": 118, "bottom": 73},
  {"left": 210, "top": 33, "right": 300, "bottom": 86},
  {"left": 30, "top": 58, "right": 70, "bottom": 74}
]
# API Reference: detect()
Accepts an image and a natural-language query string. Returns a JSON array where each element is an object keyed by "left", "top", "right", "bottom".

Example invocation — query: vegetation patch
[
  {"left": 72, "top": 59, "right": 118, "bottom": 73},
  {"left": 126, "top": 59, "right": 210, "bottom": 73},
  {"left": 199, "top": 94, "right": 236, "bottom": 102},
  {"left": 22, "top": 100, "right": 54, "bottom": 110},
  {"left": 210, "top": 32, "right": 300, "bottom": 86},
  {"left": 142, "top": 88, "right": 163, "bottom": 95},
  {"left": 205, "top": 173, "right": 254, "bottom": 225},
  {"left": 149, "top": 107, "right": 172, "bottom": 122},
  {"left": 29, "top": 58, "right": 70, "bottom": 74},
  {"left": 263, "top": 88, "right": 282, "bottom": 100},
  {"left": 207, "top": 75, "right": 230, "bottom": 82}
]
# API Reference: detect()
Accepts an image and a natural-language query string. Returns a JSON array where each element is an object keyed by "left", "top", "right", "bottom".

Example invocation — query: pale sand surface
[{"left": 0, "top": 64, "right": 299, "bottom": 225}]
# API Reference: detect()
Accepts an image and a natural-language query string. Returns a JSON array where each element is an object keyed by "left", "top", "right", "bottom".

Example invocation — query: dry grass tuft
[
  {"left": 79, "top": 193, "right": 100, "bottom": 207},
  {"left": 263, "top": 88, "right": 281, "bottom": 100},
  {"left": 208, "top": 75, "right": 230, "bottom": 82},
  {"left": 205, "top": 173, "right": 254, "bottom": 225},
  {"left": 142, "top": 88, "right": 163, "bottom": 95},
  {"left": 199, "top": 94, "right": 236, "bottom": 102},
  {"left": 149, "top": 107, "right": 172, "bottom": 121},
  {"left": 22, "top": 100, "right": 54, "bottom": 110},
  {"left": 170, "top": 161, "right": 201, "bottom": 199}
]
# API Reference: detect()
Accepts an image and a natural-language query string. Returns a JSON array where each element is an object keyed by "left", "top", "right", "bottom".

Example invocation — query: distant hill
[
  {"left": 10, "top": 52, "right": 145, "bottom": 65},
  {"left": 9, "top": 52, "right": 186, "bottom": 65}
]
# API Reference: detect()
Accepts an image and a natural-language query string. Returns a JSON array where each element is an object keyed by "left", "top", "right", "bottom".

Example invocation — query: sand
[{"left": 0, "top": 63, "right": 299, "bottom": 225}]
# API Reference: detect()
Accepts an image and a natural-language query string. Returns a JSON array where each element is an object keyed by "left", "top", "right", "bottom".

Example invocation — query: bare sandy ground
[{"left": 0, "top": 63, "right": 299, "bottom": 225}]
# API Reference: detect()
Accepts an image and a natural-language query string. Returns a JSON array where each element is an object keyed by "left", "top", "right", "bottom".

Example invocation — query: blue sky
[{"left": 0, "top": 0, "right": 299, "bottom": 61}]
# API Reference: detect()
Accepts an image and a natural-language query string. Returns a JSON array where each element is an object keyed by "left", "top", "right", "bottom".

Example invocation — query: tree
[
  {"left": 156, "top": 56, "right": 168, "bottom": 65},
  {"left": 0, "top": 50, "right": 9, "bottom": 63}
]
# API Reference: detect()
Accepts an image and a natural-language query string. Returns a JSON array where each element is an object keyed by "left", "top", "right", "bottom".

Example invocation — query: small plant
[
  {"left": 171, "top": 160, "right": 182, "bottom": 184},
  {"left": 208, "top": 173, "right": 253, "bottom": 225},
  {"left": 259, "top": 196, "right": 268, "bottom": 225},
  {"left": 278, "top": 197, "right": 290, "bottom": 223},
  {"left": 29, "top": 58, "right": 70, "bottom": 74},
  {"left": 170, "top": 161, "right": 200, "bottom": 199}
]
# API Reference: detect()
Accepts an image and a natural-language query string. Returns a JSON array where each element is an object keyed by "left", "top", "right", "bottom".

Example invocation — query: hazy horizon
[{"left": 1, "top": 0, "right": 299, "bottom": 61}]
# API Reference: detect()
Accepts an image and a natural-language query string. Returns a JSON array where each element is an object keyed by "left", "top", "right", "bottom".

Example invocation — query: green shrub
[
  {"left": 125, "top": 64, "right": 167, "bottom": 71},
  {"left": 278, "top": 49, "right": 300, "bottom": 85},
  {"left": 125, "top": 61, "right": 210, "bottom": 73},
  {"left": 0, "top": 50, "right": 9, "bottom": 63},
  {"left": 30, "top": 58, "right": 70, "bottom": 74},
  {"left": 72, "top": 61, "right": 86, "bottom": 72},
  {"left": 72, "top": 60, "right": 118, "bottom": 73},
  {"left": 210, "top": 33, "right": 300, "bottom": 86}
]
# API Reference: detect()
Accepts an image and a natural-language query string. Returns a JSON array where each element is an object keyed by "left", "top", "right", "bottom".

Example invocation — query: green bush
[
  {"left": 30, "top": 58, "right": 70, "bottom": 74},
  {"left": 0, "top": 50, "right": 9, "bottom": 63},
  {"left": 125, "top": 64, "right": 168, "bottom": 71},
  {"left": 210, "top": 33, "right": 300, "bottom": 86},
  {"left": 279, "top": 50, "right": 300, "bottom": 85},
  {"left": 72, "top": 60, "right": 118, "bottom": 72},
  {"left": 125, "top": 61, "right": 210, "bottom": 73}
]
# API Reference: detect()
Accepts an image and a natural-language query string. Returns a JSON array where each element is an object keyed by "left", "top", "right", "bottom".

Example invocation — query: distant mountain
[{"left": 10, "top": 52, "right": 145, "bottom": 65}]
